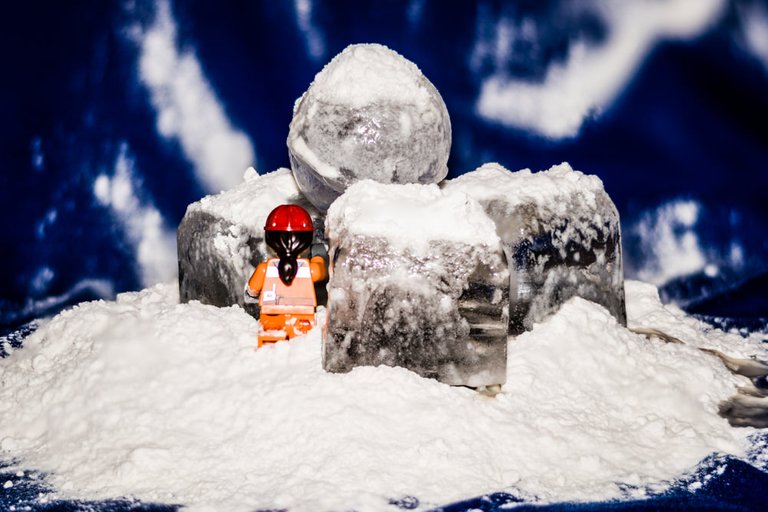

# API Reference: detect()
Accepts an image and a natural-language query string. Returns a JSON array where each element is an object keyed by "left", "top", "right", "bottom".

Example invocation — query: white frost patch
[
  {"left": 191, "top": 167, "right": 310, "bottom": 228},
  {"left": 629, "top": 199, "right": 707, "bottom": 286},
  {"left": 188, "top": 167, "right": 316, "bottom": 263},
  {"left": 294, "top": 0, "right": 326, "bottom": 61},
  {"left": 443, "top": 161, "right": 605, "bottom": 212},
  {"left": 474, "top": 0, "right": 725, "bottom": 138},
  {"left": 93, "top": 145, "right": 176, "bottom": 287},
  {"left": 0, "top": 281, "right": 759, "bottom": 511},
  {"left": 306, "top": 43, "right": 433, "bottom": 109},
  {"left": 289, "top": 133, "right": 341, "bottom": 179},
  {"left": 136, "top": 0, "right": 256, "bottom": 193},
  {"left": 327, "top": 180, "right": 501, "bottom": 255}
]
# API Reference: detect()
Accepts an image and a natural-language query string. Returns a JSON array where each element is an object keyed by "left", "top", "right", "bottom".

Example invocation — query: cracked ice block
[
  {"left": 444, "top": 162, "right": 626, "bottom": 335},
  {"left": 177, "top": 168, "right": 326, "bottom": 317},
  {"left": 323, "top": 181, "right": 509, "bottom": 387},
  {"left": 287, "top": 43, "right": 451, "bottom": 212}
]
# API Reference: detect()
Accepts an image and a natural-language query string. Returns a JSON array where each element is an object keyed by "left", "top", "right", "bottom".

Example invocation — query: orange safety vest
[{"left": 258, "top": 258, "right": 316, "bottom": 315}]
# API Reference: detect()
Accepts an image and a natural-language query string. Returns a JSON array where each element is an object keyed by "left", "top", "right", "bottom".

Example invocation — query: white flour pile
[{"left": 1, "top": 281, "right": 765, "bottom": 511}]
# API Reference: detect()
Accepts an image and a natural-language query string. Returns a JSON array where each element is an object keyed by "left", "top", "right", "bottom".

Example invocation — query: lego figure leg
[
  {"left": 258, "top": 314, "right": 289, "bottom": 347},
  {"left": 284, "top": 313, "right": 316, "bottom": 339}
]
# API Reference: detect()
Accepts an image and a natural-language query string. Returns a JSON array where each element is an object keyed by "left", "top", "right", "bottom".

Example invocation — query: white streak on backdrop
[
  {"left": 93, "top": 145, "right": 177, "bottom": 287},
  {"left": 629, "top": 199, "right": 708, "bottom": 286},
  {"left": 137, "top": 0, "right": 256, "bottom": 193},
  {"left": 407, "top": 0, "right": 427, "bottom": 27},
  {"left": 473, "top": 0, "right": 726, "bottom": 138},
  {"left": 738, "top": 1, "right": 768, "bottom": 74},
  {"left": 295, "top": 0, "right": 326, "bottom": 62}
]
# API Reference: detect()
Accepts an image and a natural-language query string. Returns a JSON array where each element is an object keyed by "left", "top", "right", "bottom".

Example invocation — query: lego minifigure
[{"left": 246, "top": 205, "right": 327, "bottom": 347}]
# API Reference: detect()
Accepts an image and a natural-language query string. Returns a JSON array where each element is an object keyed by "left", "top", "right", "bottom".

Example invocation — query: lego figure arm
[
  {"left": 309, "top": 255, "right": 327, "bottom": 283},
  {"left": 245, "top": 262, "right": 268, "bottom": 301}
]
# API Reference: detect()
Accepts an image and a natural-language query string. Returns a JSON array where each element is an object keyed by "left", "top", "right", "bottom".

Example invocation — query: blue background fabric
[{"left": 1, "top": 1, "right": 767, "bottom": 510}]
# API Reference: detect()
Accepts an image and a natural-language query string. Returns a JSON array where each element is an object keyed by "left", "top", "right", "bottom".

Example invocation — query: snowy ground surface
[{"left": 1, "top": 281, "right": 767, "bottom": 511}]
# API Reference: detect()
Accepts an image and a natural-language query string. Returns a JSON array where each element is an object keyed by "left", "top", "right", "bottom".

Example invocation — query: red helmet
[{"left": 264, "top": 204, "right": 314, "bottom": 232}]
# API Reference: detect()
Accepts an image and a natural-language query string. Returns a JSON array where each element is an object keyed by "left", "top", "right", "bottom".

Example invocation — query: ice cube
[
  {"left": 443, "top": 162, "right": 626, "bottom": 334},
  {"left": 323, "top": 181, "right": 509, "bottom": 387},
  {"left": 288, "top": 44, "right": 451, "bottom": 212}
]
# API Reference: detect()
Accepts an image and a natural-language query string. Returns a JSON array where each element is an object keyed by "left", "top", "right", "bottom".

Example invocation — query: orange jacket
[{"left": 246, "top": 256, "right": 327, "bottom": 314}]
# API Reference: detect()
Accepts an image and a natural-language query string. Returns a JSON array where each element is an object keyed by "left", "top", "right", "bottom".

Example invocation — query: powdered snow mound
[
  {"left": 0, "top": 281, "right": 760, "bottom": 511},
  {"left": 324, "top": 180, "right": 509, "bottom": 387},
  {"left": 626, "top": 279, "right": 767, "bottom": 358},
  {"left": 503, "top": 296, "right": 744, "bottom": 501},
  {"left": 288, "top": 43, "right": 451, "bottom": 212},
  {"left": 444, "top": 162, "right": 626, "bottom": 334},
  {"left": 177, "top": 168, "right": 325, "bottom": 317}
]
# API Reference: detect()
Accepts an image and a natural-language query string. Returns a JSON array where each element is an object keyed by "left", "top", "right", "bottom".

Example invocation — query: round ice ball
[{"left": 287, "top": 43, "right": 452, "bottom": 212}]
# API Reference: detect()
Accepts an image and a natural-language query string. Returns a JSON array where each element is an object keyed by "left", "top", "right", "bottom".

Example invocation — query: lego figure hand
[
  {"left": 309, "top": 255, "right": 328, "bottom": 283},
  {"left": 245, "top": 262, "right": 267, "bottom": 304},
  {"left": 243, "top": 283, "right": 259, "bottom": 304}
]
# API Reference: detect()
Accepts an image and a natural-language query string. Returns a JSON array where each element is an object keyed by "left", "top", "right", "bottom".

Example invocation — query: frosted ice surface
[
  {"left": 192, "top": 168, "right": 306, "bottom": 228},
  {"left": 324, "top": 181, "right": 508, "bottom": 387},
  {"left": 443, "top": 162, "right": 626, "bottom": 334},
  {"left": 288, "top": 44, "right": 451, "bottom": 212},
  {"left": 178, "top": 168, "right": 326, "bottom": 316},
  {"left": 325, "top": 180, "right": 500, "bottom": 254}
]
